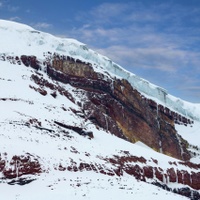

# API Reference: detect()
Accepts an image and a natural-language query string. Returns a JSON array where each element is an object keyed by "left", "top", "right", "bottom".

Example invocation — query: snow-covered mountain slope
[
  {"left": 0, "top": 61, "right": 196, "bottom": 200},
  {"left": 0, "top": 19, "right": 199, "bottom": 121},
  {"left": 0, "top": 20, "right": 200, "bottom": 200}
]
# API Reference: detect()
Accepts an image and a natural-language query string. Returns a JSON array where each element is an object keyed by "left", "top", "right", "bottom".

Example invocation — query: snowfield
[
  {"left": 0, "top": 20, "right": 200, "bottom": 200},
  {"left": 0, "top": 172, "right": 188, "bottom": 200}
]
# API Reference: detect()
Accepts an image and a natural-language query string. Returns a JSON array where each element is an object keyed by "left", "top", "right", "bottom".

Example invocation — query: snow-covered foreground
[
  {"left": 0, "top": 60, "right": 199, "bottom": 200},
  {"left": 1, "top": 172, "right": 188, "bottom": 200}
]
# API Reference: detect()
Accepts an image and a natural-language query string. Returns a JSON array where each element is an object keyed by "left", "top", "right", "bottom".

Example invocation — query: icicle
[
  {"left": 191, "top": 191, "right": 194, "bottom": 200},
  {"left": 110, "top": 79, "right": 114, "bottom": 92},
  {"left": 166, "top": 174, "right": 169, "bottom": 184},
  {"left": 190, "top": 173, "right": 192, "bottom": 184},
  {"left": 176, "top": 134, "right": 184, "bottom": 160},
  {"left": 176, "top": 170, "right": 178, "bottom": 183},
  {"left": 162, "top": 173, "right": 166, "bottom": 184},
  {"left": 159, "top": 140, "right": 163, "bottom": 154},
  {"left": 15, "top": 160, "right": 20, "bottom": 180},
  {"left": 103, "top": 114, "right": 108, "bottom": 132},
  {"left": 182, "top": 171, "right": 185, "bottom": 184},
  {"left": 156, "top": 104, "right": 160, "bottom": 129},
  {"left": 152, "top": 168, "right": 156, "bottom": 179}
]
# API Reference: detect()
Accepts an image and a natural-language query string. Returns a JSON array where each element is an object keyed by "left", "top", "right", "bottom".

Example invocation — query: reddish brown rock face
[
  {"left": 0, "top": 53, "right": 199, "bottom": 199},
  {"left": 63, "top": 154, "right": 200, "bottom": 196},
  {"left": 191, "top": 172, "right": 200, "bottom": 190},
  {"left": 167, "top": 168, "right": 177, "bottom": 182},
  {"left": 0, "top": 154, "right": 42, "bottom": 179},
  {"left": 2, "top": 53, "right": 192, "bottom": 161},
  {"left": 44, "top": 53, "right": 191, "bottom": 161},
  {"left": 21, "top": 55, "right": 40, "bottom": 70}
]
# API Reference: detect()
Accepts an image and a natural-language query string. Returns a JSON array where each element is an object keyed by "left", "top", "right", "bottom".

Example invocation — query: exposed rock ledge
[
  {"left": 44, "top": 53, "right": 192, "bottom": 161},
  {"left": 0, "top": 53, "right": 194, "bottom": 161}
]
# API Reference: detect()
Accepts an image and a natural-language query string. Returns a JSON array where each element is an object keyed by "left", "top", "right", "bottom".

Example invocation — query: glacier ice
[{"left": 0, "top": 19, "right": 199, "bottom": 121}]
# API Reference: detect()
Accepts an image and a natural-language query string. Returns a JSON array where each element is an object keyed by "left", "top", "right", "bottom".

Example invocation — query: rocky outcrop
[
  {"left": 0, "top": 53, "right": 193, "bottom": 160},
  {"left": 44, "top": 53, "right": 192, "bottom": 161},
  {"left": 1, "top": 52, "right": 199, "bottom": 199},
  {"left": 54, "top": 121, "right": 94, "bottom": 139},
  {"left": 0, "top": 153, "right": 42, "bottom": 179},
  {"left": 55, "top": 152, "right": 200, "bottom": 200},
  {"left": 21, "top": 55, "right": 40, "bottom": 70},
  {"left": 1, "top": 52, "right": 191, "bottom": 161},
  {"left": 103, "top": 152, "right": 200, "bottom": 191}
]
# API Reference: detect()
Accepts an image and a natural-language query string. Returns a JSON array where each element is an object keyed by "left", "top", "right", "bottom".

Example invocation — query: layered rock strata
[
  {"left": 45, "top": 53, "right": 192, "bottom": 161},
  {"left": 0, "top": 53, "right": 193, "bottom": 161}
]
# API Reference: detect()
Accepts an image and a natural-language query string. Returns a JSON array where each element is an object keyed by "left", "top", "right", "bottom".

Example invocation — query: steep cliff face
[
  {"left": 1, "top": 53, "right": 193, "bottom": 161},
  {"left": 17, "top": 53, "right": 189, "bottom": 161},
  {"left": 1, "top": 52, "right": 199, "bottom": 200},
  {"left": 44, "top": 53, "right": 191, "bottom": 161}
]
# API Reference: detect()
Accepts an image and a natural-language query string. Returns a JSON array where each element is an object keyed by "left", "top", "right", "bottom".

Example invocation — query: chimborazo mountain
[{"left": 0, "top": 20, "right": 200, "bottom": 200}]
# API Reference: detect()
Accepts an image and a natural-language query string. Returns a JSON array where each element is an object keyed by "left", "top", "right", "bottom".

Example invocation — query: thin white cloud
[
  {"left": 182, "top": 86, "right": 200, "bottom": 91},
  {"left": 9, "top": 16, "right": 21, "bottom": 21},
  {"left": 26, "top": 9, "right": 31, "bottom": 13},
  {"left": 96, "top": 45, "right": 200, "bottom": 73},
  {"left": 90, "top": 2, "right": 128, "bottom": 18},
  {"left": 71, "top": 23, "right": 200, "bottom": 74},
  {"left": 0, "top": 1, "right": 19, "bottom": 12},
  {"left": 8, "top": 5, "right": 19, "bottom": 12},
  {"left": 67, "top": 2, "right": 200, "bottom": 102},
  {"left": 33, "top": 22, "right": 53, "bottom": 29},
  {"left": 71, "top": 2, "right": 200, "bottom": 70}
]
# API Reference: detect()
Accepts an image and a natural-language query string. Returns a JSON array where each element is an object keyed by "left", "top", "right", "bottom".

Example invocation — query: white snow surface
[
  {"left": 0, "top": 61, "right": 192, "bottom": 200},
  {"left": 0, "top": 19, "right": 200, "bottom": 121},
  {"left": 0, "top": 19, "right": 200, "bottom": 200}
]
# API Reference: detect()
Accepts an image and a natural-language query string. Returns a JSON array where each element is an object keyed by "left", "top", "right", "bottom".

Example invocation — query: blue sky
[{"left": 0, "top": 0, "right": 200, "bottom": 103}]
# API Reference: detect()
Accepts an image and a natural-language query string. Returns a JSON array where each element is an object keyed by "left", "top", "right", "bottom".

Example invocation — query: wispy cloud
[
  {"left": 90, "top": 2, "right": 128, "bottom": 23},
  {"left": 9, "top": 16, "right": 21, "bottom": 21},
  {"left": 70, "top": 23, "right": 200, "bottom": 73},
  {"left": 0, "top": 1, "right": 19, "bottom": 12},
  {"left": 8, "top": 5, "right": 19, "bottom": 12},
  {"left": 65, "top": 1, "right": 200, "bottom": 102},
  {"left": 33, "top": 22, "right": 53, "bottom": 30},
  {"left": 96, "top": 45, "right": 200, "bottom": 73}
]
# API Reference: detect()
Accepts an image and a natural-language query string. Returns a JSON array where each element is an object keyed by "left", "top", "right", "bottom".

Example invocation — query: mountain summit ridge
[
  {"left": 0, "top": 19, "right": 199, "bottom": 120},
  {"left": 0, "top": 20, "right": 200, "bottom": 199}
]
